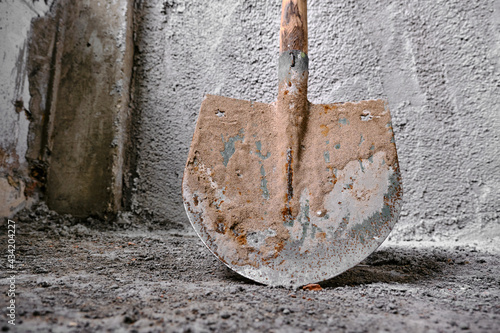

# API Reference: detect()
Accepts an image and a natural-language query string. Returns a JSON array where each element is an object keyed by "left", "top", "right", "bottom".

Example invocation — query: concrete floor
[{"left": 1, "top": 204, "right": 499, "bottom": 333}]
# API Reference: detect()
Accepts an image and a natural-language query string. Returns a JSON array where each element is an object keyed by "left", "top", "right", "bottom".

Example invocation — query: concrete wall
[
  {"left": 31, "top": 0, "right": 134, "bottom": 217},
  {"left": 0, "top": 0, "right": 51, "bottom": 217},
  {"left": 0, "top": 0, "right": 134, "bottom": 218},
  {"left": 131, "top": 0, "right": 500, "bottom": 245}
]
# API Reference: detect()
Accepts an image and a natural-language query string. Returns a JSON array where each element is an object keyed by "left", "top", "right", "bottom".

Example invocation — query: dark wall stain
[
  {"left": 26, "top": 0, "right": 134, "bottom": 217},
  {"left": 26, "top": 3, "right": 59, "bottom": 198}
]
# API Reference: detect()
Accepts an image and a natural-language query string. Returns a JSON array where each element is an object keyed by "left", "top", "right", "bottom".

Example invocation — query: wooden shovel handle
[{"left": 280, "top": 0, "right": 308, "bottom": 54}]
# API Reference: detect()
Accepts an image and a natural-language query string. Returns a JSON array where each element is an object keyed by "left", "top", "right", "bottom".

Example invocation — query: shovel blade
[{"left": 182, "top": 94, "right": 402, "bottom": 288}]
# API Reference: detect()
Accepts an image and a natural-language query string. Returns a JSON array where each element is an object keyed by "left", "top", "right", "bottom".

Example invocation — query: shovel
[{"left": 182, "top": 0, "right": 402, "bottom": 288}]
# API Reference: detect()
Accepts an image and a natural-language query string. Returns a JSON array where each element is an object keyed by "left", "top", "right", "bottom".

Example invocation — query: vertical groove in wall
[
  {"left": 111, "top": 0, "right": 136, "bottom": 214},
  {"left": 121, "top": 0, "right": 142, "bottom": 212}
]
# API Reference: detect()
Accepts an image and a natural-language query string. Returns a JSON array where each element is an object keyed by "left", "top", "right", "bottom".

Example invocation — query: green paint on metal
[
  {"left": 309, "top": 223, "right": 324, "bottom": 239},
  {"left": 285, "top": 199, "right": 314, "bottom": 244},
  {"left": 299, "top": 200, "right": 311, "bottom": 243},
  {"left": 338, "top": 118, "right": 349, "bottom": 125},
  {"left": 333, "top": 214, "right": 350, "bottom": 239},
  {"left": 349, "top": 169, "right": 401, "bottom": 245},
  {"left": 260, "top": 165, "right": 269, "bottom": 200},
  {"left": 324, "top": 151, "right": 330, "bottom": 163},
  {"left": 221, "top": 129, "right": 244, "bottom": 167},
  {"left": 368, "top": 155, "right": 374, "bottom": 163},
  {"left": 255, "top": 141, "right": 271, "bottom": 160},
  {"left": 359, "top": 134, "right": 364, "bottom": 146},
  {"left": 389, "top": 170, "right": 402, "bottom": 198},
  {"left": 359, "top": 160, "right": 365, "bottom": 172},
  {"left": 370, "top": 145, "right": 375, "bottom": 151},
  {"left": 310, "top": 224, "right": 318, "bottom": 238},
  {"left": 326, "top": 140, "right": 330, "bottom": 145},
  {"left": 335, "top": 144, "right": 341, "bottom": 149}
]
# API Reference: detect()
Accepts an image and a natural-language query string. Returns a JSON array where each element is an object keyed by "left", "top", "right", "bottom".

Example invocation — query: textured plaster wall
[
  {"left": 0, "top": 0, "right": 51, "bottom": 217},
  {"left": 132, "top": 0, "right": 500, "bottom": 245}
]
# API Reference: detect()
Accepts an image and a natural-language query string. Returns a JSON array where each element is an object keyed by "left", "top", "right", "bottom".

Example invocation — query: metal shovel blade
[
  {"left": 182, "top": 94, "right": 402, "bottom": 288},
  {"left": 183, "top": 0, "right": 401, "bottom": 288}
]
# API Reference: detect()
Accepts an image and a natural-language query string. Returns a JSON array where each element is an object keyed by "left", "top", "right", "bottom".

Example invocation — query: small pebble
[{"left": 460, "top": 323, "right": 470, "bottom": 330}]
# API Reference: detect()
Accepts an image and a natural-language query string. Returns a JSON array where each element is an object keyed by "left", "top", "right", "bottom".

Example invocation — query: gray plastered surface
[{"left": 131, "top": 0, "right": 500, "bottom": 246}]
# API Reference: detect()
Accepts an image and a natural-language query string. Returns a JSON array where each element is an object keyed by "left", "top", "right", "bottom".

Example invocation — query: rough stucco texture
[{"left": 133, "top": 0, "right": 499, "bottom": 244}]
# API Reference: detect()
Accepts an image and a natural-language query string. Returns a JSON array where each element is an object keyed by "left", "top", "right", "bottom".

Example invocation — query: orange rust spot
[
  {"left": 317, "top": 232, "right": 326, "bottom": 240},
  {"left": 284, "top": 90, "right": 289, "bottom": 95},
  {"left": 323, "top": 104, "right": 337, "bottom": 114},
  {"left": 24, "top": 180, "right": 38, "bottom": 197},
  {"left": 320, "top": 124, "right": 329, "bottom": 136},
  {"left": 302, "top": 283, "right": 323, "bottom": 291},
  {"left": 282, "top": 207, "right": 293, "bottom": 222},
  {"left": 236, "top": 234, "right": 247, "bottom": 245},
  {"left": 215, "top": 216, "right": 225, "bottom": 234},
  {"left": 274, "top": 241, "right": 285, "bottom": 253}
]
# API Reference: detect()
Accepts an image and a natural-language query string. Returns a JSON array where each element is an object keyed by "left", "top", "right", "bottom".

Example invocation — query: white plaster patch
[{"left": 317, "top": 151, "right": 392, "bottom": 237}]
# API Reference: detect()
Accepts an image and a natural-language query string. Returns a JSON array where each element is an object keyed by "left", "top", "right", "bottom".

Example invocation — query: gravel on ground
[{"left": 1, "top": 203, "right": 499, "bottom": 333}]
